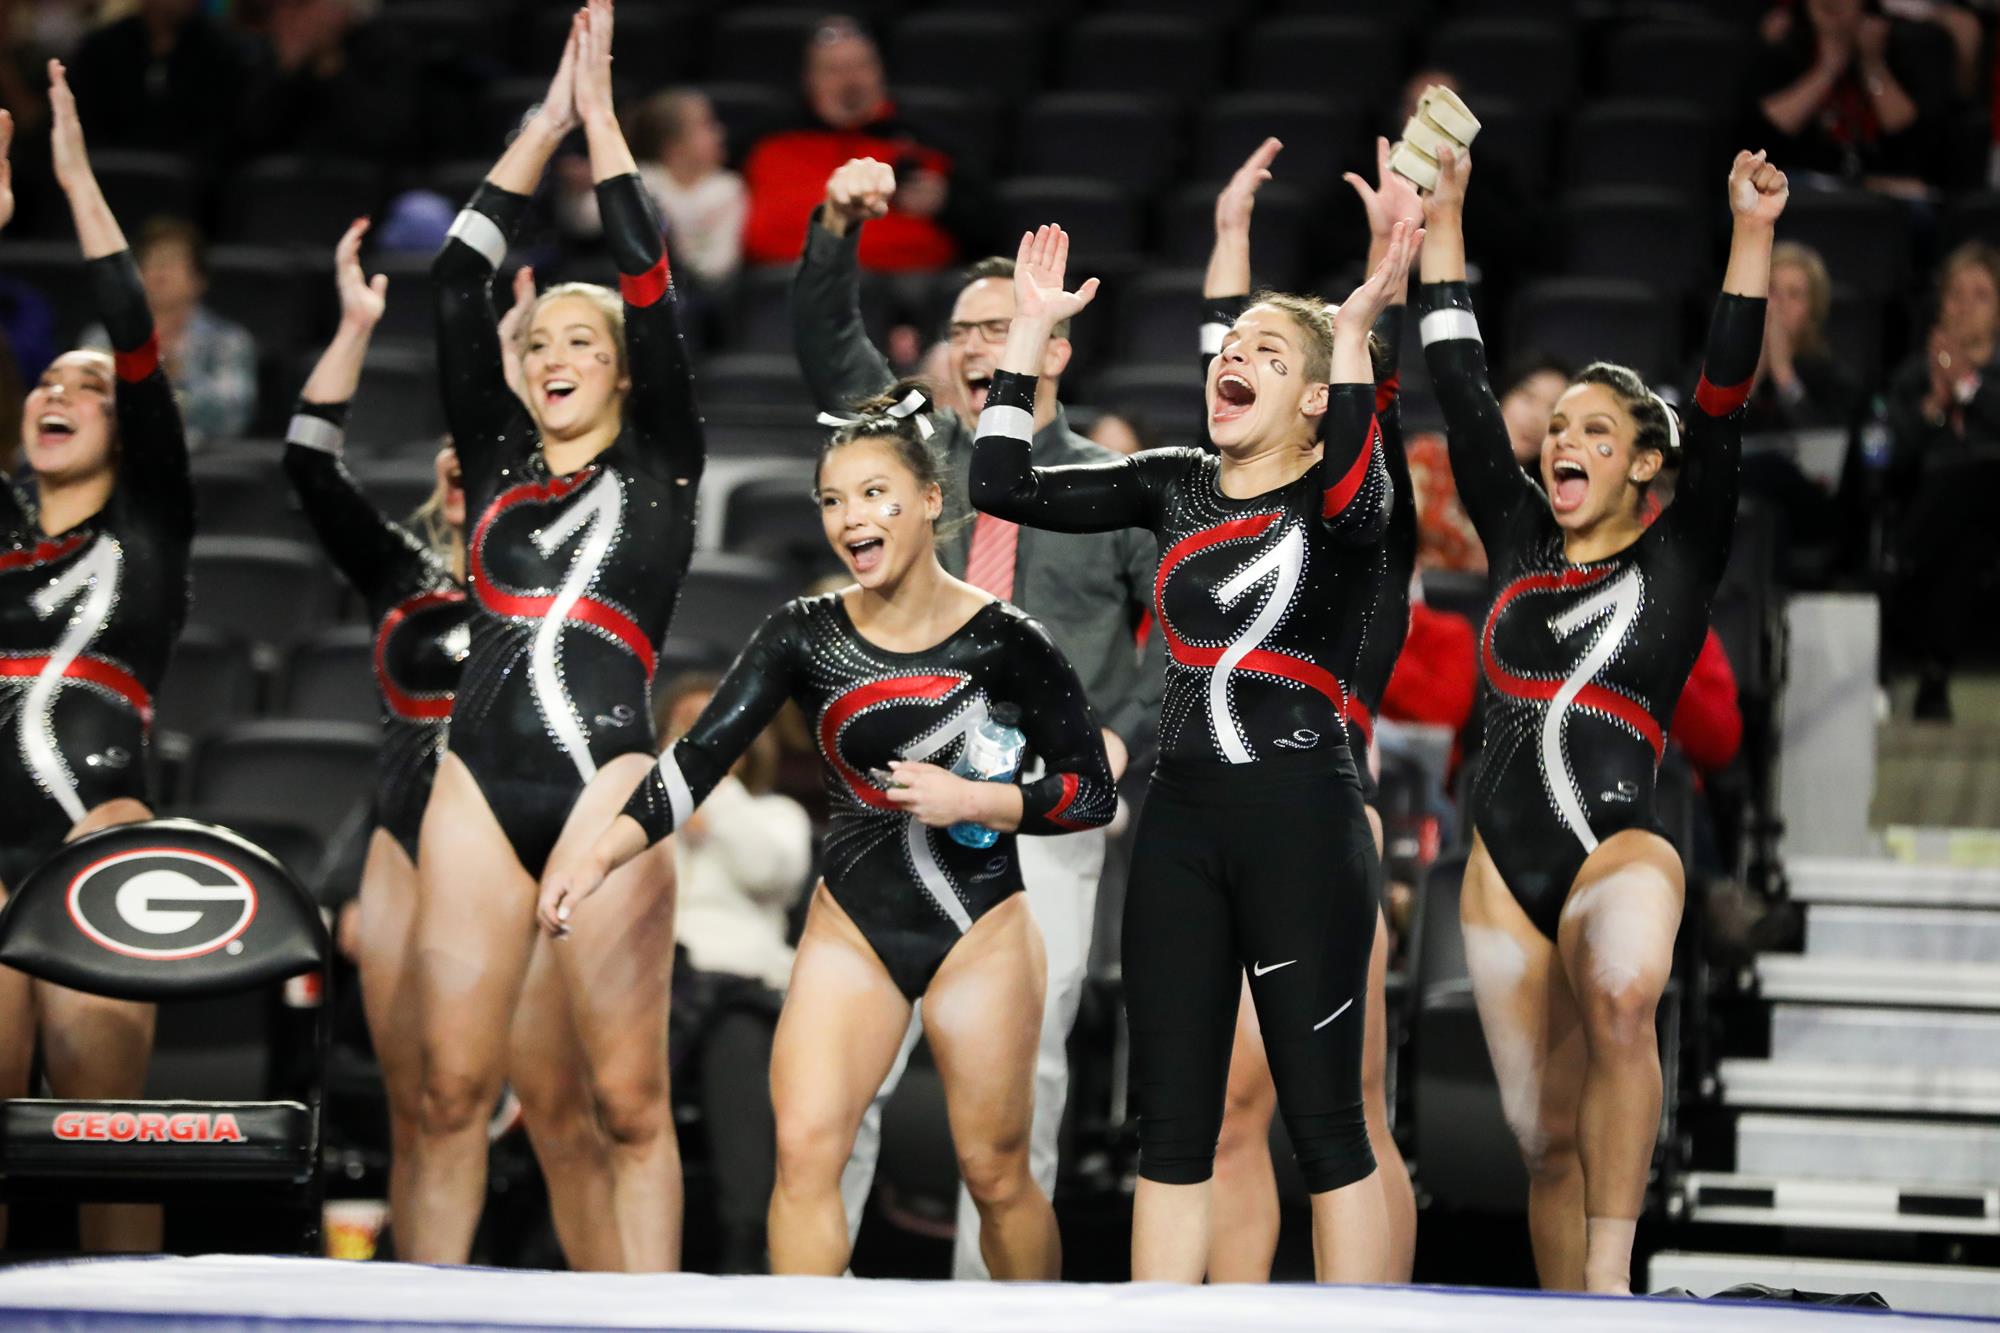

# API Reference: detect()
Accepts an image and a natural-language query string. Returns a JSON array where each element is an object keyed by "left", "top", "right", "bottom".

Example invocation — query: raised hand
[
  {"left": 575, "top": 0, "right": 616, "bottom": 127},
  {"left": 47, "top": 58, "right": 90, "bottom": 196},
  {"left": 1345, "top": 135, "right": 1425, "bottom": 239},
  {"left": 1216, "top": 136, "right": 1282, "bottom": 235},
  {"left": 1423, "top": 144, "right": 1471, "bottom": 222},
  {"left": 1728, "top": 149, "right": 1789, "bottom": 227},
  {"left": 334, "top": 217, "right": 388, "bottom": 327},
  {"left": 1013, "top": 224, "right": 1101, "bottom": 329},
  {"left": 498, "top": 264, "right": 537, "bottom": 404},
  {"left": 824, "top": 156, "right": 896, "bottom": 232},
  {"left": 531, "top": 10, "right": 582, "bottom": 137},
  {"left": 1337, "top": 218, "right": 1423, "bottom": 343}
]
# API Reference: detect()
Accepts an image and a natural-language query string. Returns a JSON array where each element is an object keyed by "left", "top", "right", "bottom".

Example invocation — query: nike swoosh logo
[
  {"left": 1251, "top": 959, "right": 1297, "bottom": 977},
  {"left": 1313, "top": 998, "right": 1355, "bottom": 1031}
]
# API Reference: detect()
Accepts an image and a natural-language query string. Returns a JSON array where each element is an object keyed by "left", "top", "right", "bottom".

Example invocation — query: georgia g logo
[{"left": 65, "top": 848, "right": 258, "bottom": 961}]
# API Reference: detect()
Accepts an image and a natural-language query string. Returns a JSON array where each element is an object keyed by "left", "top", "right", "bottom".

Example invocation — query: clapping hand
[{"left": 1013, "top": 224, "right": 1101, "bottom": 329}]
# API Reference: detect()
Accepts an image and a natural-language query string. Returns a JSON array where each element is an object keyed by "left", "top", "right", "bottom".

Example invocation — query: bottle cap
[{"left": 991, "top": 703, "right": 1022, "bottom": 728}]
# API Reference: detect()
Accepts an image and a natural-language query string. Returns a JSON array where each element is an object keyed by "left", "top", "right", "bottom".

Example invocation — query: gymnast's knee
[{"left": 1285, "top": 1102, "right": 1376, "bottom": 1195}]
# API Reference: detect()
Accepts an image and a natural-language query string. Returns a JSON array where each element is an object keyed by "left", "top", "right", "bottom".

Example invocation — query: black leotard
[
  {"left": 0, "top": 253, "right": 191, "bottom": 890},
  {"left": 283, "top": 402, "right": 468, "bottom": 862},
  {"left": 622, "top": 593, "right": 1113, "bottom": 999},
  {"left": 433, "top": 173, "right": 704, "bottom": 877},
  {"left": 969, "top": 370, "right": 1389, "bottom": 764},
  {"left": 1421, "top": 280, "right": 1759, "bottom": 938}
]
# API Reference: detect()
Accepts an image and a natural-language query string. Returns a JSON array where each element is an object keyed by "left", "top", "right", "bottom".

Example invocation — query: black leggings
[{"left": 1123, "top": 747, "right": 1379, "bottom": 1194}]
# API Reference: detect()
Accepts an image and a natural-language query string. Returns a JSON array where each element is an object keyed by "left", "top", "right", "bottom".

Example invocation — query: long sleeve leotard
[
  {"left": 283, "top": 402, "right": 468, "bottom": 860},
  {"left": 1420, "top": 278, "right": 1760, "bottom": 936},
  {"left": 0, "top": 253, "right": 192, "bottom": 888},
  {"left": 622, "top": 593, "right": 1114, "bottom": 998},
  {"left": 432, "top": 173, "right": 705, "bottom": 876}
]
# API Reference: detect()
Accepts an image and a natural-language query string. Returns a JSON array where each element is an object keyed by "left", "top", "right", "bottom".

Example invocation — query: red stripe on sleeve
[
  {"left": 1044, "top": 772, "right": 1088, "bottom": 830},
  {"left": 1374, "top": 373, "right": 1401, "bottom": 415},
  {"left": 1321, "top": 415, "right": 1381, "bottom": 518},
  {"left": 619, "top": 255, "right": 672, "bottom": 308},
  {"left": 1694, "top": 374, "right": 1751, "bottom": 417},
  {"left": 114, "top": 335, "right": 160, "bottom": 384}
]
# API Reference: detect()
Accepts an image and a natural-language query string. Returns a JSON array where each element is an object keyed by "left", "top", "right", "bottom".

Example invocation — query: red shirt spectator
[
  {"left": 740, "top": 17, "right": 984, "bottom": 272},
  {"left": 1672, "top": 630, "right": 1743, "bottom": 777},
  {"left": 1381, "top": 601, "right": 1479, "bottom": 741}
]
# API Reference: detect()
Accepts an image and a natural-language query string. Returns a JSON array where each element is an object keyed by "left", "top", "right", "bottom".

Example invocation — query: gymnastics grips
[{"left": 1388, "top": 85, "right": 1481, "bottom": 192}]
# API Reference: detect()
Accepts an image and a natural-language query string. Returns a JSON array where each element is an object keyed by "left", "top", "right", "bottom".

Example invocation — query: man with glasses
[{"left": 794, "top": 155, "right": 1162, "bottom": 1281}]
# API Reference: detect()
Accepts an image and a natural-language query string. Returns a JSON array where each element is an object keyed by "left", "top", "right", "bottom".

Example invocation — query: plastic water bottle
[{"left": 947, "top": 704, "right": 1026, "bottom": 849}]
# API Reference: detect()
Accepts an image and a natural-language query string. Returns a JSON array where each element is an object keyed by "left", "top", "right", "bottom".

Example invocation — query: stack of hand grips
[{"left": 1388, "top": 85, "right": 1482, "bottom": 191}]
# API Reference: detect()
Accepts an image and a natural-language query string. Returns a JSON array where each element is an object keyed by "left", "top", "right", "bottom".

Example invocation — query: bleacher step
[
  {"left": 1755, "top": 955, "right": 2000, "bottom": 1009},
  {"left": 1787, "top": 855, "right": 2000, "bottom": 909},
  {"left": 1678, "top": 1172, "right": 1998, "bottom": 1237},
  {"left": 1649, "top": 1250, "right": 2000, "bottom": 1317},
  {"left": 1734, "top": 1113, "right": 2000, "bottom": 1189},
  {"left": 1772, "top": 1003, "right": 2000, "bottom": 1067},
  {"left": 1718, "top": 1059, "right": 2000, "bottom": 1116},
  {"left": 1805, "top": 904, "right": 2000, "bottom": 963}
]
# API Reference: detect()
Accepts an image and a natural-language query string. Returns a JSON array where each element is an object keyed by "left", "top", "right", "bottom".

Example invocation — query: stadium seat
[
  {"left": 1470, "top": 98, "right": 1554, "bottom": 194},
  {"left": 1507, "top": 278, "right": 1678, "bottom": 382},
  {"left": 1015, "top": 94, "right": 1182, "bottom": 196},
  {"left": 707, "top": 8, "right": 825, "bottom": 86},
  {"left": 356, "top": 251, "right": 441, "bottom": 352},
  {"left": 1826, "top": 285, "right": 1887, "bottom": 387},
  {"left": 88, "top": 151, "right": 202, "bottom": 235},
  {"left": 670, "top": 553, "right": 799, "bottom": 666},
  {"left": 721, "top": 474, "right": 842, "bottom": 577},
  {"left": 1090, "top": 363, "right": 1208, "bottom": 448},
  {"left": 1062, "top": 14, "right": 1222, "bottom": 100},
  {"left": 189, "top": 537, "right": 340, "bottom": 659},
  {"left": 895, "top": 87, "right": 1001, "bottom": 170},
  {"left": 1561, "top": 101, "right": 1717, "bottom": 197},
  {"left": 346, "top": 347, "right": 448, "bottom": 452},
  {"left": 1939, "top": 189, "right": 2000, "bottom": 254},
  {"left": 1778, "top": 190, "right": 1914, "bottom": 299},
  {"left": 205, "top": 247, "right": 311, "bottom": 361},
  {"left": 704, "top": 405, "right": 831, "bottom": 457},
  {"left": 152, "top": 627, "right": 261, "bottom": 773},
  {"left": 1428, "top": 21, "right": 1577, "bottom": 117},
  {"left": 700, "top": 352, "right": 816, "bottom": 410},
  {"left": 889, "top": 13, "right": 1047, "bottom": 101},
  {"left": 1554, "top": 188, "right": 1709, "bottom": 298},
  {"left": 1237, "top": 18, "right": 1401, "bottom": 108},
  {"left": 376, "top": 1, "right": 498, "bottom": 62},
  {"left": 1600, "top": 23, "right": 1750, "bottom": 108},
  {"left": 0, "top": 241, "right": 93, "bottom": 350},
  {"left": 1155, "top": 181, "right": 1310, "bottom": 292},
  {"left": 1192, "top": 94, "right": 1362, "bottom": 189},
  {"left": 997, "top": 179, "right": 1140, "bottom": 264},
  {"left": 349, "top": 456, "right": 445, "bottom": 524},
  {"left": 190, "top": 455, "right": 308, "bottom": 542},
  {"left": 1419, "top": 569, "right": 1488, "bottom": 628},
  {"left": 1115, "top": 268, "right": 1207, "bottom": 365},
  {"left": 1103, "top": 0, "right": 1254, "bottom": 21},
  {"left": 186, "top": 721, "right": 379, "bottom": 846},
  {"left": 281, "top": 626, "right": 380, "bottom": 728},
  {"left": 694, "top": 83, "right": 789, "bottom": 161},
  {"left": 220, "top": 158, "right": 382, "bottom": 248}
]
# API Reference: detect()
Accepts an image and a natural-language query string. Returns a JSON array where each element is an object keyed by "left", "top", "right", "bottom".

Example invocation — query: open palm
[{"left": 1014, "top": 224, "right": 1101, "bottom": 327}]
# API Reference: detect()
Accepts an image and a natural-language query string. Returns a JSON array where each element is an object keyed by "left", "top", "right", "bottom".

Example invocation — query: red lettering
[
  {"left": 211, "top": 1113, "right": 244, "bottom": 1143},
  {"left": 85, "top": 1113, "right": 109, "bottom": 1139},
  {"left": 52, "top": 1111, "right": 85, "bottom": 1140},
  {"left": 138, "top": 1112, "right": 169, "bottom": 1142},
  {"left": 107, "top": 1112, "right": 137, "bottom": 1141},
  {"left": 169, "top": 1114, "right": 199, "bottom": 1142}
]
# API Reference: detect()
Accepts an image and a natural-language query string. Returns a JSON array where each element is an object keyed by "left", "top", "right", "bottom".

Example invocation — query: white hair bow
[
  {"left": 1648, "top": 389, "right": 1681, "bottom": 455},
  {"left": 816, "top": 388, "right": 936, "bottom": 440}
]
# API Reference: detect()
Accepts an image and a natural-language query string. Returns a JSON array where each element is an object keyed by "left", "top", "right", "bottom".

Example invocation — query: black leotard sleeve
[
  {"left": 92, "top": 251, "right": 192, "bottom": 540},
  {"left": 282, "top": 400, "right": 453, "bottom": 622},
  {"left": 1313, "top": 381, "right": 1389, "bottom": 545},
  {"left": 968, "top": 369, "right": 1172, "bottom": 532},
  {"left": 1660, "top": 293, "right": 1762, "bottom": 586},
  {"left": 1002, "top": 612, "right": 1116, "bottom": 835},
  {"left": 432, "top": 181, "right": 536, "bottom": 496},
  {"left": 621, "top": 605, "right": 801, "bottom": 844},
  {"left": 596, "top": 172, "right": 704, "bottom": 490},
  {"left": 1418, "top": 279, "right": 1542, "bottom": 549}
]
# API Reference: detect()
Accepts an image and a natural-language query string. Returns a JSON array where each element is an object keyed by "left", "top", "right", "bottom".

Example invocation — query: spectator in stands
[
  {"left": 1405, "top": 430, "right": 1485, "bottom": 573},
  {"left": 1379, "top": 581, "right": 1479, "bottom": 765},
  {"left": 237, "top": 0, "right": 417, "bottom": 164},
  {"left": 82, "top": 217, "right": 256, "bottom": 448},
  {"left": 1085, "top": 410, "right": 1159, "bottom": 457},
  {"left": 1497, "top": 353, "right": 1571, "bottom": 473},
  {"left": 652, "top": 674, "right": 811, "bottom": 1275},
  {"left": 1753, "top": 0, "right": 1951, "bottom": 191},
  {"left": 741, "top": 16, "right": 991, "bottom": 272},
  {"left": 629, "top": 91, "right": 746, "bottom": 291},
  {"left": 1745, "top": 241, "right": 1860, "bottom": 433},
  {"left": 64, "top": 0, "right": 245, "bottom": 167},
  {"left": 1885, "top": 240, "right": 2000, "bottom": 719}
]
